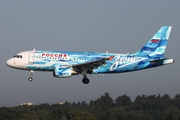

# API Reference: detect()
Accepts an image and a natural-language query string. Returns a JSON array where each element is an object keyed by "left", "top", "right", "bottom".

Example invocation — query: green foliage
[
  {"left": 1, "top": 93, "right": 180, "bottom": 119},
  {"left": 68, "top": 110, "right": 96, "bottom": 120},
  {"left": 60, "top": 115, "right": 68, "bottom": 120},
  {"left": 115, "top": 94, "right": 132, "bottom": 107}
]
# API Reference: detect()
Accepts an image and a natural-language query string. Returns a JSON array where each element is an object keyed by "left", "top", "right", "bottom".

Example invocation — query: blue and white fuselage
[{"left": 6, "top": 26, "right": 174, "bottom": 84}]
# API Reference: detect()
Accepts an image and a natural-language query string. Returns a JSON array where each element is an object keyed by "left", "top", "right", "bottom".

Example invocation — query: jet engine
[{"left": 53, "top": 66, "right": 77, "bottom": 78}]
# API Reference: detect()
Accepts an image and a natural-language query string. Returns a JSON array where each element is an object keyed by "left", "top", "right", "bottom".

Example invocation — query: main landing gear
[
  {"left": 82, "top": 76, "right": 89, "bottom": 84},
  {"left": 81, "top": 70, "right": 90, "bottom": 84},
  {"left": 28, "top": 70, "right": 34, "bottom": 82}
]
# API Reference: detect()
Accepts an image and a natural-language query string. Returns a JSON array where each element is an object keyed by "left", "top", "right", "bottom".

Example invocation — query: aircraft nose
[{"left": 6, "top": 59, "right": 13, "bottom": 67}]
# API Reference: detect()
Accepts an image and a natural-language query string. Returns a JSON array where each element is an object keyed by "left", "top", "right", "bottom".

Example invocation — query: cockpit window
[
  {"left": 13, "top": 55, "right": 19, "bottom": 58},
  {"left": 13, "top": 55, "right": 23, "bottom": 58}
]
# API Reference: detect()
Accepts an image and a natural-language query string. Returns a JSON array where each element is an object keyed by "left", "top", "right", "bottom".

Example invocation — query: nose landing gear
[
  {"left": 28, "top": 70, "right": 34, "bottom": 82},
  {"left": 28, "top": 77, "right": 33, "bottom": 81}
]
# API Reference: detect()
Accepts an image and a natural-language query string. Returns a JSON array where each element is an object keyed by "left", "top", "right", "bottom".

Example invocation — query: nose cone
[
  {"left": 6, "top": 59, "right": 14, "bottom": 67},
  {"left": 6, "top": 59, "right": 11, "bottom": 67}
]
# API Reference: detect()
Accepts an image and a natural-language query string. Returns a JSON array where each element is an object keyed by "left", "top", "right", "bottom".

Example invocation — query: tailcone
[{"left": 162, "top": 58, "right": 174, "bottom": 65}]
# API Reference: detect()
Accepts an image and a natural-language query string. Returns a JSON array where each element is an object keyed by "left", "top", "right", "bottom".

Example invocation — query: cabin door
[{"left": 29, "top": 52, "right": 34, "bottom": 63}]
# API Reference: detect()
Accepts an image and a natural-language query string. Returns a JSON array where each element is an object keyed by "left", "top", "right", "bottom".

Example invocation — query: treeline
[{"left": 1, "top": 93, "right": 180, "bottom": 120}]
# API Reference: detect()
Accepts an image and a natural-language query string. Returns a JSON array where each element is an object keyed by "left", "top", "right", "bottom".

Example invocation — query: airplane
[{"left": 6, "top": 26, "right": 174, "bottom": 84}]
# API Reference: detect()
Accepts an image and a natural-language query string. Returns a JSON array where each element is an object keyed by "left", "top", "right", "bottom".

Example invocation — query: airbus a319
[{"left": 6, "top": 26, "right": 174, "bottom": 84}]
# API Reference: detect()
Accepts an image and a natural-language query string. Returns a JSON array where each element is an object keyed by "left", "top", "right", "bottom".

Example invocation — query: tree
[
  {"left": 174, "top": 94, "right": 180, "bottom": 110},
  {"left": 61, "top": 115, "right": 68, "bottom": 120},
  {"left": 67, "top": 110, "right": 96, "bottom": 120},
  {"left": 115, "top": 94, "right": 131, "bottom": 107},
  {"left": 100, "top": 93, "right": 114, "bottom": 111}
]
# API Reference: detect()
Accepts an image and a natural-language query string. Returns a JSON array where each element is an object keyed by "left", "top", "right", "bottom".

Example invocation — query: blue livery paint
[{"left": 6, "top": 26, "right": 174, "bottom": 84}]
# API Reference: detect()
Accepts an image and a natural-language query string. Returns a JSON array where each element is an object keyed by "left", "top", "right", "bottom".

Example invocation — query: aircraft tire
[
  {"left": 28, "top": 77, "right": 33, "bottom": 82},
  {"left": 82, "top": 78, "right": 89, "bottom": 84}
]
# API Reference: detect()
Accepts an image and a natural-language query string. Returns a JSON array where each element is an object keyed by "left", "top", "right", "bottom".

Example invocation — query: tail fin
[{"left": 135, "top": 26, "right": 172, "bottom": 59}]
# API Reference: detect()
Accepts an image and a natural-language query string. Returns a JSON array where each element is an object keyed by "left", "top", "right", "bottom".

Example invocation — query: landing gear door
[{"left": 29, "top": 52, "right": 34, "bottom": 63}]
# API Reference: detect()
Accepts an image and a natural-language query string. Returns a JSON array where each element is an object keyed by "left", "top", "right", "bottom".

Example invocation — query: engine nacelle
[{"left": 53, "top": 66, "right": 72, "bottom": 78}]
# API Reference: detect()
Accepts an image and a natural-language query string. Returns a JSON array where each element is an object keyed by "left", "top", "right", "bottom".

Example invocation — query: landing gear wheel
[
  {"left": 82, "top": 77, "right": 90, "bottom": 84},
  {"left": 28, "top": 77, "right": 33, "bottom": 82},
  {"left": 28, "top": 70, "right": 34, "bottom": 82}
]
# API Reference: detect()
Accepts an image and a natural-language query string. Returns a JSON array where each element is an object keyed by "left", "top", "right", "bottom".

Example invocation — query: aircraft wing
[{"left": 72, "top": 56, "right": 114, "bottom": 72}]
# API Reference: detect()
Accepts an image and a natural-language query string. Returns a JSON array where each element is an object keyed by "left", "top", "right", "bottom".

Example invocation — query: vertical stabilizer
[{"left": 135, "top": 26, "right": 172, "bottom": 59}]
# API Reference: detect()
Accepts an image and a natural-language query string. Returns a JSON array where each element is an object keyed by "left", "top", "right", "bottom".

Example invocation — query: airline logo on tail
[{"left": 151, "top": 39, "right": 159, "bottom": 43}]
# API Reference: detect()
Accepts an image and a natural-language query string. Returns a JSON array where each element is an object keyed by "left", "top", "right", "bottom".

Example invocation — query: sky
[{"left": 0, "top": 1, "right": 179, "bottom": 107}]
